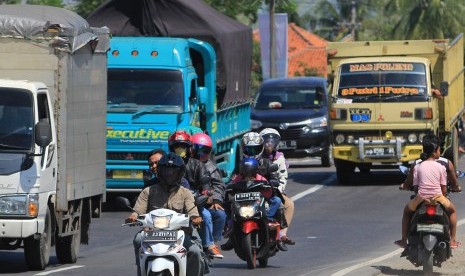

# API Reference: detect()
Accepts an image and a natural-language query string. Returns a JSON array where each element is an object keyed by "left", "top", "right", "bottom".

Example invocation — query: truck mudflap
[{"left": 0, "top": 218, "right": 40, "bottom": 238}]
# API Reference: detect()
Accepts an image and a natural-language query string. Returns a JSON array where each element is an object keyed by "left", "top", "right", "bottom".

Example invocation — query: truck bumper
[
  {"left": 0, "top": 218, "right": 39, "bottom": 238},
  {"left": 333, "top": 144, "right": 423, "bottom": 163}
]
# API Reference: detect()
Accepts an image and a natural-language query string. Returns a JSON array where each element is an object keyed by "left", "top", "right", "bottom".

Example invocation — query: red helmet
[
  {"left": 191, "top": 133, "right": 212, "bottom": 162},
  {"left": 168, "top": 130, "right": 192, "bottom": 152}
]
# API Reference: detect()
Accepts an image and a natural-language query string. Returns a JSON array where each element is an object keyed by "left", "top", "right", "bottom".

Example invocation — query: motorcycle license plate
[
  {"left": 235, "top": 192, "right": 261, "bottom": 201},
  {"left": 416, "top": 223, "right": 444, "bottom": 234},
  {"left": 143, "top": 230, "right": 177, "bottom": 242}
]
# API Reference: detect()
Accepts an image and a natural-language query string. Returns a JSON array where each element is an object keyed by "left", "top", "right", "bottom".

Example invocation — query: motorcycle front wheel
[{"left": 242, "top": 232, "right": 257, "bottom": 269}]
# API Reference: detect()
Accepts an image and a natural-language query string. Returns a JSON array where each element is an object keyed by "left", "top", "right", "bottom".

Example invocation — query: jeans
[
  {"left": 199, "top": 206, "right": 227, "bottom": 247},
  {"left": 266, "top": 196, "right": 282, "bottom": 220},
  {"left": 133, "top": 228, "right": 204, "bottom": 276}
]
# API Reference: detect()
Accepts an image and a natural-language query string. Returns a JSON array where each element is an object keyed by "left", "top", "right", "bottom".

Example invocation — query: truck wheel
[
  {"left": 24, "top": 206, "right": 52, "bottom": 270},
  {"left": 321, "top": 148, "right": 332, "bottom": 167},
  {"left": 56, "top": 228, "right": 81, "bottom": 264},
  {"left": 334, "top": 159, "right": 355, "bottom": 185}
]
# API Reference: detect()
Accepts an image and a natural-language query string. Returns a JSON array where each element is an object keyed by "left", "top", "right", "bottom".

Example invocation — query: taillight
[
  {"left": 415, "top": 107, "right": 433, "bottom": 119},
  {"left": 425, "top": 204, "right": 436, "bottom": 216}
]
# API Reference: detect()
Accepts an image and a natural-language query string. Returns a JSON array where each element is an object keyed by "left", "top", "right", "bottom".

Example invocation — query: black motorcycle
[{"left": 399, "top": 165, "right": 463, "bottom": 275}]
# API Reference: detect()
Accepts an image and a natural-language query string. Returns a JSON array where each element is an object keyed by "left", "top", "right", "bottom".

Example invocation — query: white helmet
[
  {"left": 241, "top": 132, "right": 264, "bottom": 158},
  {"left": 259, "top": 128, "right": 281, "bottom": 152}
]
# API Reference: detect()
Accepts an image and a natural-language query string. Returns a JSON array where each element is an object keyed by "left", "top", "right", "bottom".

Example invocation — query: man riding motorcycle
[{"left": 126, "top": 152, "right": 205, "bottom": 276}]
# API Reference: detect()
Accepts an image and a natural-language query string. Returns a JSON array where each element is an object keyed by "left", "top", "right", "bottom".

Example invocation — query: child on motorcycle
[{"left": 395, "top": 137, "right": 461, "bottom": 249}]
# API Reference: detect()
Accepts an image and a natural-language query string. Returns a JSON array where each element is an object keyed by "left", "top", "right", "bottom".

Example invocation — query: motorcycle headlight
[
  {"left": 238, "top": 203, "right": 258, "bottom": 218},
  {"left": 152, "top": 214, "right": 172, "bottom": 229},
  {"left": 0, "top": 194, "right": 38, "bottom": 217}
]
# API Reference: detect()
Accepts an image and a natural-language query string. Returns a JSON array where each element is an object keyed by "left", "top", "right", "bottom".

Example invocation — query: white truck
[{"left": 0, "top": 5, "right": 109, "bottom": 270}]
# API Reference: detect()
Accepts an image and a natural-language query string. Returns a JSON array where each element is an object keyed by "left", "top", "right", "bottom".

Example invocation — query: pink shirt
[{"left": 413, "top": 160, "right": 447, "bottom": 199}]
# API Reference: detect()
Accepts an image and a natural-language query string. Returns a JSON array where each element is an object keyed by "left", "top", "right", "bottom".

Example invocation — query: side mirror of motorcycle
[
  {"left": 268, "top": 163, "right": 279, "bottom": 173},
  {"left": 195, "top": 195, "right": 209, "bottom": 207},
  {"left": 399, "top": 165, "right": 409, "bottom": 175},
  {"left": 115, "top": 196, "right": 134, "bottom": 212}
]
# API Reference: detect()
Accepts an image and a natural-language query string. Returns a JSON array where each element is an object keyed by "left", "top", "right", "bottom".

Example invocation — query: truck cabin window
[
  {"left": 107, "top": 69, "right": 184, "bottom": 113},
  {"left": 337, "top": 62, "right": 428, "bottom": 103},
  {"left": 0, "top": 88, "right": 33, "bottom": 150},
  {"left": 254, "top": 86, "right": 326, "bottom": 110}
]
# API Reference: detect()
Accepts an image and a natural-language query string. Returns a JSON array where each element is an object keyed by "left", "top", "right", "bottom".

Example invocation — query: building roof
[{"left": 254, "top": 22, "right": 328, "bottom": 77}]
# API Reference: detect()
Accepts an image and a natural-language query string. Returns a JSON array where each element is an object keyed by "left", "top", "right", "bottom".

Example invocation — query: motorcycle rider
[
  {"left": 222, "top": 131, "right": 287, "bottom": 251},
  {"left": 125, "top": 152, "right": 205, "bottom": 276},
  {"left": 396, "top": 136, "right": 461, "bottom": 249},
  {"left": 191, "top": 132, "right": 226, "bottom": 259},
  {"left": 259, "top": 128, "right": 296, "bottom": 246}
]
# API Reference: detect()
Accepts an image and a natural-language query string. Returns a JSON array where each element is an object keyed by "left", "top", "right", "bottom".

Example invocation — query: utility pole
[
  {"left": 269, "top": 0, "right": 276, "bottom": 79},
  {"left": 350, "top": 1, "right": 356, "bottom": 40}
]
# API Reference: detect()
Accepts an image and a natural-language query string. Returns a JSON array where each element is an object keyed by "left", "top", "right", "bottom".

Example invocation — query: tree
[
  {"left": 26, "top": 0, "right": 63, "bottom": 7},
  {"left": 385, "top": 0, "right": 465, "bottom": 39},
  {"left": 73, "top": 0, "right": 106, "bottom": 18}
]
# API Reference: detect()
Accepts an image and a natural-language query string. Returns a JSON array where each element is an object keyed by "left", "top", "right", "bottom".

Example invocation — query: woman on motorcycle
[
  {"left": 259, "top": 128, "right": 296, "bottom": 246},
  {"left": 395, "top": 137, "right": 461, "bottom": 249}
]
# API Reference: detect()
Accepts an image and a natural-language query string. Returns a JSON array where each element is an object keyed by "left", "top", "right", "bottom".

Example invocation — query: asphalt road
[{"left": 1, "top": 157, "right": 465, "bottom": 276}]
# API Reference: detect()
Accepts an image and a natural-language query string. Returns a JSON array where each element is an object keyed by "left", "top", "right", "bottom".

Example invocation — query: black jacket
[
  {"left": 184, "top": 157, "right": 209, "bottom": 192},
  {"left": 204, "top": 160, "right": 226, "bottom": 205}
]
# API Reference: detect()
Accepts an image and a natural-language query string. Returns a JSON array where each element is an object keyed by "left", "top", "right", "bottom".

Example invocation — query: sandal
[
  {"left": 394, "top": 240, "right": 407, "bottom": 248},
  {"left": 451, "top": 241, "right": 462, "bottom": 249}
]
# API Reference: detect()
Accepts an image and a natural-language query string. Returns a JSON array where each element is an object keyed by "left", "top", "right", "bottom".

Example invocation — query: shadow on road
[{"left": 371, "top": 265, "right": 441, "bottom": 275}]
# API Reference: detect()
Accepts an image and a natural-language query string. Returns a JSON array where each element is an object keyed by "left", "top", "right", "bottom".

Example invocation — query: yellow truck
[{"left": 327, "top": 34, "right": 464, "bottom": 184}]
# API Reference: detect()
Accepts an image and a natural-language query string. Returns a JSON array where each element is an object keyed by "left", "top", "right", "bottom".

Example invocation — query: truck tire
[
  {"left": 56, "top": 205, "right": 82, "bottom": 264},
  {"left": 24, "top": 206, "right": 52, "bottom": 270},
  {"left": 334, "top": 159, "right": 355, "bottom": 184}
]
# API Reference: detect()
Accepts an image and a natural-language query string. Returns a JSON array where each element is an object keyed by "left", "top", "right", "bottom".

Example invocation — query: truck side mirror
[
  {"left": 439, "top": 81, "right": 449, "bottom": 96},
  {"left": 196, "top": 86, "right": 208, "bottom": 104},
  {"left": 35, "top": 119, "right": 52, "bottom": 147}
]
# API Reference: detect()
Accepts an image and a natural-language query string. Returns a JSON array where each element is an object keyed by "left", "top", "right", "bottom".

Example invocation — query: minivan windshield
[{"left": 254, "top": 86, "right": 326, "bottom": 110}]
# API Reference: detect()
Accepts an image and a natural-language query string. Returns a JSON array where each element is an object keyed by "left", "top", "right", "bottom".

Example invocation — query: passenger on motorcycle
[
  {"left": 259, "top": 128, "right": 296, "bottom": 246},
  {"left": 222, "top": 131, "right": 287, "bottom": 251},
  {"left": 125, "top": 152, "right": 205, "bottom": 276},
  {"left": 396, "top": 136, "right": 462, "bottom": 249},
  {"left": 191, "top": 132, "right": 227, "bottom": 259}
]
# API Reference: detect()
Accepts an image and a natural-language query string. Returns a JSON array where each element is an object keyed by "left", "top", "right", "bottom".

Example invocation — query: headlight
[
  {"left": 347, "top": 135, "right": 355, "bottom": 144},
  {"left": 408, "top": 133, "right": 417, "bottom": 143},
  {"left": 152, "top": 214, "right": 172, "bottom": 229},
  {"left": 305, "top": 116, "right": 328, "bottom": 128},
  {"left": 239, "top": 205, "right": 258, "bottom": 218},
  {"left": 250, "top": 119, "right": 262, "bottom": 130},
  {"left": 335, "top": 134, "right": 345, "bottom": 144},
  {"left": 0, "top": 194, "right": 38, "bottom": 217}
]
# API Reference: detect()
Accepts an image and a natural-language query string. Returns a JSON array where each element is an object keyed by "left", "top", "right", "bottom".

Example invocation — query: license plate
[
  {"left": 278, "top": 140, "right": 297, "bottom": 149},
  {"left": 143, "top": 230, "right": 177, "bottom": 242},
  {"left": 112, "top": 170, "right": 143, "bottom": 179},
  {"left": 235, "top": 192, "right": 261, "bottom": 201},
  {"left": 364, "top": 147, "right": 394, "bottom": 156}
]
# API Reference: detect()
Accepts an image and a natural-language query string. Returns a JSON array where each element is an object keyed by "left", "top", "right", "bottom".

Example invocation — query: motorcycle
[
  {"left": 225, "top": 164, "right": 286, "bottom": 269},
  {"left": 118, "top": 195, "right": 208, "bottom": 276},
  {"left": 398, "top": 165, "right": 463, "bottom": 275}
]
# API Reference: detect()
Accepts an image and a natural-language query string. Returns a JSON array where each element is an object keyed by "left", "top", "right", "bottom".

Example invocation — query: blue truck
[{"left": 88, "top": 0, "right": 252, "bottom": 193}]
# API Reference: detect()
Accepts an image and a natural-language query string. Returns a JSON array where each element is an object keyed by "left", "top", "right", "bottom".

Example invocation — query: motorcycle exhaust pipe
[{"left": 436, "top": 241, "right": 448, "bottom": 262}]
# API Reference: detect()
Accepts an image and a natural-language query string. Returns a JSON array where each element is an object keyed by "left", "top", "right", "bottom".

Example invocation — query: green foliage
[
  {"left": 27, "top": 0, "right": 63, "bottom": 7},
  {"left": 73, "top": 0, "right": 106, "bottom": 18}
]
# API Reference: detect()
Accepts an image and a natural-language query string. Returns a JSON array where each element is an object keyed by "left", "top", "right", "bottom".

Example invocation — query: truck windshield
[
  {"left": 337, "top": 62, "right": 428, "bottom": 103},
  {"left": 254, "top": 86, "right": 326, "bottom": 110},
  {"left": 107, "top": 69, "right": 184, "bottom": 113},
  {"left": 0, "top": 88, "right": 33, "bottom": 150}
]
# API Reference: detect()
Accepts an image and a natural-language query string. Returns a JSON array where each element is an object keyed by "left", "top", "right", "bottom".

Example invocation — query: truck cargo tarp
[
  {"left": 0, "top": 5, "right": 109, "bottom": 53},
  {"left": 87, "top": 0, "right": 252, "bottom": 108}
]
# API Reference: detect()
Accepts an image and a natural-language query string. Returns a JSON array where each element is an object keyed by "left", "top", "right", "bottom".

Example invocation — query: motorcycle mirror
[
  {"left": 268, "top": 163, "right": 279, "bottom": 173},
  {"left": 399, "top": 165, "right": 409, "bottom": 175},
  {"left": 457, "top": 170, "right": 465, "bottom": 178},
  {"left": 115, "top": 196, "right": 134, "bottom": 212}
]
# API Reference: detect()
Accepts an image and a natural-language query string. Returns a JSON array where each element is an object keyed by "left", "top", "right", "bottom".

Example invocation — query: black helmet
[
  {"left": 239, "top": 157, "right": 259, "bottom": 178},
  {"left": 157, "top": 153, "right": 186, "bottom": 186}
]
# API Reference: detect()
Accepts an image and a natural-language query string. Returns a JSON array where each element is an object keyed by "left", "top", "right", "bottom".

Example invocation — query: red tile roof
[{"left": 254, "top": 23, "right": 328, "bottom": 77}]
